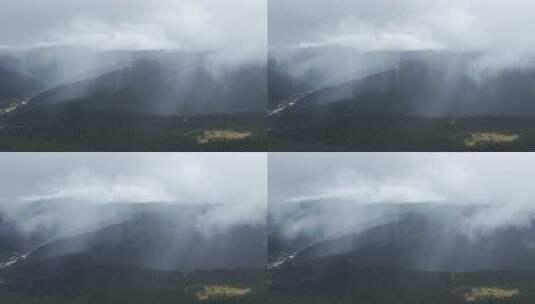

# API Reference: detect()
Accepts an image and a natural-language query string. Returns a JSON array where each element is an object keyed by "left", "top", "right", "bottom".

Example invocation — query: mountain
[
  {"left": 19, "top": 214, "right": 265, "bottom": 273},
  {"left": 268, "top": 201, "right": 474, "bottom": 259},
  {"left": 270, "top": 202, "right": 535, "bottom": 303},
  {"left": 272, "top": 58, "right": 535, "bottom": 118},
  {"left": 1, "top": 49, "right": 266, "bottom": 116},
  {"left": 0, "top": 48, "right": 266, "bottom": 151},
  {"left": 0, "top": 63, "right": 42, "bottom": 107},
  {"left": 0, "top": 201, "right": 266, "bottom": 303},
  {"left": 268, "top": 48, "right": 535, "bottom": 151},
  {"left": 23, "top": 57, "right": 265, "bottom": 116},
  {"left": 1, "top": 202, "right": 265, "bottom": 273},
  {"left": 270, "top": 203, "right": 535, "bottom": 272},
  {"left": 0, "top": 210, "right": 41, "bottom": 259},
  {"left": 284, "top": 214, "right": 535, "bottom": 272}
]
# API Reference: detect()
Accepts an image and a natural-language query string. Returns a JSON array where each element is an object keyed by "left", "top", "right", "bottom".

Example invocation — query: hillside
[
  {"left": 0, "top": 201, "right": 267, "bottom": 303},
  {"left": 0, "top": 49, "right": 266, "bottom": 151},
  {"left": 268, "top": 49, "right": 535, "bottom": 151},
  {"left": 270, "top": 203, "right": 535, "bottom": 303}
]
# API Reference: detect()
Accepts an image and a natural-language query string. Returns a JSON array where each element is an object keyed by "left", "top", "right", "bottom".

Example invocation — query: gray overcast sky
[
  {"left": 0, "top": 153, "right": 266, "bottom": 208},
  {"left": 269, "top": 0, "right": 535, "bottom": 60},
  {"left": 269, "top": 153, "right": 535, "bottom": 206},
  {"left": 0, "top": 0, "right": 266, "bottom": 63}
]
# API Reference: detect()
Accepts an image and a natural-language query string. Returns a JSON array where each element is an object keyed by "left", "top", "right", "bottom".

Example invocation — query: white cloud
[
  {"left": 0, "top": 0, "right": 267, "bottom": 63},
  {"left": 270, "top": 0, "right": 535, "bottom": 66},
  {"left": 270, "top": 153, "right": 535, "bottom": 207},
  {"left": 287, "top": 179, "right": 445, "bottom": 204},
  {"left": 21, "top": 169, "right": 176, "bottom": 204},
  {"left": 43, "top": 18, "right": 179, "bottom": 51},
  {"left": 0, "top": 153, "right": 267, "bottom": 210},
  {"left": 270, "top": 153, "right": 535, "bottom": 237},
  {"left": 0, "top": 153, "right": 267, "bottom": 237}
]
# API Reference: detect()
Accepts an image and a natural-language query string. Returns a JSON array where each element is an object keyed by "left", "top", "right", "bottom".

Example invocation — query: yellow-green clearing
[
  {"left": 196, "top": 285, "right": 251, "bottom": 301},
  {"left": 465, "top": 287, "right": 519, "bottom": 302},
  {"left": 196, "top": 130, "right": 252, "bottom": 144},
  {"left": 464, "top": 132, "right": 519, "bottom": 147}
]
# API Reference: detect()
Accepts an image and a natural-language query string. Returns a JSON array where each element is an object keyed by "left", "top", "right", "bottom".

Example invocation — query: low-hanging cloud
[
  {"left": 270, "top": 0, "right": 535, "bottom": 69},
  {"left": 0, "top": 152, "right": 266, "bottom": 207},
  {"left": 270, "top": 0, "right": 533, "bottom": 52},
  {"left": 0, "top": 0, "right": 267, "bottom": 64},
  {"left": 20, "top": 169, "right": 176, "bottom": 204},
  {"left": 0, "top": 153, "right": 267, "bottom": 235},
  {"left": 270, "top": 153, "right": 535, "bottom": 237}
]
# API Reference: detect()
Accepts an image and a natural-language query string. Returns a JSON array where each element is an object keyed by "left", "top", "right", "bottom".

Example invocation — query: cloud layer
[
  {"left": 0, "top": 153, "right": 266, "bottom": 208},
  {"left": 269, "top": 0, "right": 535, "bottom": 62},
  {"left": 269, "top": 153, "right": 535, "bottom": 238},
  {"left": 0, "top": 0, "right": 266, "bottom": 63},
  {"left": 0, "top": 153, "right": 267, "bottom": 240},
  {"left": 270, "top": 153, "right": 535, "bottom": 206}
]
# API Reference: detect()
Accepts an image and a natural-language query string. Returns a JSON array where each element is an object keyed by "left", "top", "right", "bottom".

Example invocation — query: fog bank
[
  {"left": 270, "top": 153, "right": 535, "bottom": 238},
  {"left": 1, "top": 0, "right": 267, "bottom": 65}
]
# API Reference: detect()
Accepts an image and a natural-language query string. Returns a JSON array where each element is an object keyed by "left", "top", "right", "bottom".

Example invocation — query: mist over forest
[
  {"left": 268, "top": 0, "right": 535, "bottom": 152},
  {"left": 269, "top": 153, "right": 535, "bottom": 303},
  {"left": 0, "top": 153, "right": 267, "bottom": 303},
  {"left": 0, "top": 0, "right": 267, "bottom": 151}
]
